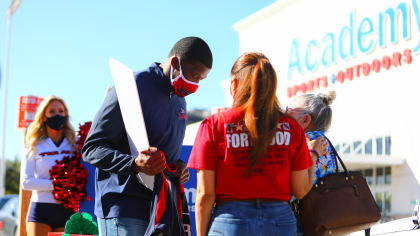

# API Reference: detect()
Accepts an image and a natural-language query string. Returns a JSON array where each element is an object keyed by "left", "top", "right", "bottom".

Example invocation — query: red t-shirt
[{"left": 187, "top": 108, "right": 312, "bottom": 201}]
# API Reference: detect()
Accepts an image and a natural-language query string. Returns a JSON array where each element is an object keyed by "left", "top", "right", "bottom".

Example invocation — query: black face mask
[{"left": 45, "top": 115, "right": 66, "bottom": 131}]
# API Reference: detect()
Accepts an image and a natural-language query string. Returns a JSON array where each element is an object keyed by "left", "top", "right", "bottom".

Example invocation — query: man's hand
[
  {"left": 133, "top": 147, "right": 166, "bottom": 176},
  {"left": 175, "top": 161, "right": 190, "bottom": 184}
]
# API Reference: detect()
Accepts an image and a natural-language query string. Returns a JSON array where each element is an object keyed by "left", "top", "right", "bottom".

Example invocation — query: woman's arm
[
  {"left": 290, "top": 138, "right": 325, "bottom": 198},
  {"left": 195, "top": 169, "right": 216, "bottom": 236},
  {"left": 82, "top": 88, "right": 141, "bottom": 175},
  {"left": 290, "top": 165, "right": 315, "bottom": 199},
  {"left": 20, "top": 149, "right": 53, "bottom": 191}
]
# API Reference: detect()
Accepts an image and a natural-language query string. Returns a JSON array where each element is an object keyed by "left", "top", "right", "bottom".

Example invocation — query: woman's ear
[{"left": 302, "top": 113, "right": 312, "bottom": 131}]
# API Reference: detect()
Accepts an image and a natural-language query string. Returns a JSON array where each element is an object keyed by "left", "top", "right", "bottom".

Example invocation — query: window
[
  {"left": 364, "top": 169, "right": 374, "bottom": 185},
  {"left": 335, "top": 136, "right": 390, "bottom": 156},
  {"left": 2, "top": 199, "right": 13, "bottom": 215},
  {"left": 0, "top": 197, "right": 8, "bottom": 210},
  {"left": 335, "top": 145, "right": 340, "bottom": 152},
  {"left": 8, "top": 197, "right": 18, "bottom": 217},
  {"left": 385, "top": 192, "right": 391, "bottom": 215},
  {"left": 376, "top": 167, "right": 384, "bottom": 185},
  {"left": 376, "top": 137, "right": 383, "bottom": 155},
  {"left": 385, "top": 136, "right": 391, "bottom": 155},
  {"left": 0, "top": 196, "right": 18, "bottom": 216},
  {"left": 365, "top": 139, "right": 372, "bottom": 155},
  {"left": 353, "top": 141, "right": 362, "bottom": 154},
  {"left": 385, "top": 167, "right": 391, "bottom": 184},
  {"left": 376, "top": 192, "right": 384, "bottom": 214},
  {"left": 343, "top": 144, "right": 350, "bottom": 154}
]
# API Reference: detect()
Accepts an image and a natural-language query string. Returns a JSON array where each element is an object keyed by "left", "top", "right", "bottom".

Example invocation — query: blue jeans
[
  {"left": 98, "top": 217, "right": 148, "bottom": 236},
  {"left": 208, "top": 200, "right": 297, "bottom": 236}
]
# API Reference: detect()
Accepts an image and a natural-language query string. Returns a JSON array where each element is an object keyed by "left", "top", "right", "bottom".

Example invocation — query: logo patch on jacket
[
  {"left": 179, "top": 108, "right": 188, "bottom": 120},
  {"left": 226, "top": 122, "right": 245, "bottom": 133}
]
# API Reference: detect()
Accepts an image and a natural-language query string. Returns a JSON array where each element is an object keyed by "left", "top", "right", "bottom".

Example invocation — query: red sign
[{"left": 17, "top": 96, "right": 43, "bottom": 129}]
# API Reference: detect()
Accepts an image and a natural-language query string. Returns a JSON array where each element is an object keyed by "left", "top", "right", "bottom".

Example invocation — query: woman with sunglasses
[{"left": 188, "top": 52, "right": 322, "bottom": 236}]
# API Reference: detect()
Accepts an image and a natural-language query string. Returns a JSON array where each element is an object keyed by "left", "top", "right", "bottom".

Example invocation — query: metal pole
[{"left": 0, "top": 15, "right": 12, "bottom": 196}]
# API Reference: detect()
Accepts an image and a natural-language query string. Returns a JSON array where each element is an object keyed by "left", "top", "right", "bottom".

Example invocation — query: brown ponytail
[{"left": 231, "top": 52, "right": 283, "bottom": 173}]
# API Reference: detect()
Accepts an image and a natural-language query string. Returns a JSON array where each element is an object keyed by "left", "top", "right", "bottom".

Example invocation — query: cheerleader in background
[{"left": 21, "top": 95, "right": 76, "bottom": 236}]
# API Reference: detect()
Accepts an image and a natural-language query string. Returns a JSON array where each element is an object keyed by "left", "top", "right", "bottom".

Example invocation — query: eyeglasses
[
  {"left": 285, "top": 106, "right": 311, "bottom": 117},
  {"left": 285, "top": 106, "right": 305, "bottom": 113}
]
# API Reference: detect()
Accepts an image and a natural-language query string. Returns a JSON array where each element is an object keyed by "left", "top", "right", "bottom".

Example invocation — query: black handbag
[{"left": 294, "top": 138, "right": 381, "bottom": 236}]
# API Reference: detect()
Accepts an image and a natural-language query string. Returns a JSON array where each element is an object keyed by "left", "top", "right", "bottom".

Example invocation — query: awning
[{"left": 340, "top": 154, "right": 405, "bottom": 170}]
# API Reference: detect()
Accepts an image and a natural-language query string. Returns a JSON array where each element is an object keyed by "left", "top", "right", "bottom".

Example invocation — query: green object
[{"left": 64, "top": 212, "right": 99, "bottom": 235}]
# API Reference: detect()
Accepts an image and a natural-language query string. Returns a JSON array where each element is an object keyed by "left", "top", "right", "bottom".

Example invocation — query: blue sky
[{"left": 0, "top": 0, "right": 277, "bottom": 159}]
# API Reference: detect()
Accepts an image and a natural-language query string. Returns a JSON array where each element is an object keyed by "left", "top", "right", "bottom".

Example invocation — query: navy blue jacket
[{"left": 82, "top": 63, "right": 187, "bottom": 220}]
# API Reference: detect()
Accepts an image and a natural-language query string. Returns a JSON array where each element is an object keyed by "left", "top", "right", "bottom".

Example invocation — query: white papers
[{"left": 109, "top": 58, "right": 154, "bottom": 190}]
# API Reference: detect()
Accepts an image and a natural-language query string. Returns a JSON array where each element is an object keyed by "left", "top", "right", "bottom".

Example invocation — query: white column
[{"left": 0, "top": 15, "right": 13, "bottom": 196}]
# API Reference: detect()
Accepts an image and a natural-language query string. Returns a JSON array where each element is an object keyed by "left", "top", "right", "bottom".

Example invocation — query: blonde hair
[{"left": 25, "top": 95, "right": 76, "bottom": 154}]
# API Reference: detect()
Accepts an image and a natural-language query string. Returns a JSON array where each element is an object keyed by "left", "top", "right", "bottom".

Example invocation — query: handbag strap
[{"left": 324, "top": 136, "right": 350, "bottom": 176}]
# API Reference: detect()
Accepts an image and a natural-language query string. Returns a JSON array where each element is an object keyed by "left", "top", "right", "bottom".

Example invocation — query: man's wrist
[{"left": 131, "top": 159, "right": 142, "bottom": 173}]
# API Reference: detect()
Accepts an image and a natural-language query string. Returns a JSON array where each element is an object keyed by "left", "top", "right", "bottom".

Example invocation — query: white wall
[{"left": 392, "top": 164, "right": 420, "bottom": 216}]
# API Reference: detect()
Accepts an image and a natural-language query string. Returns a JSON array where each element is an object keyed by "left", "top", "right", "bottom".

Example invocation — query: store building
[{"left": 231, "top": 0, "right": 420, "bottom": 220}]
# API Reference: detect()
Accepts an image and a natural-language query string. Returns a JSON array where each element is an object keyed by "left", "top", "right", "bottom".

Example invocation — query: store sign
[
  {"left": 287, "top": 0, "right": 420, "bottom": 97},
  {"left": 17, "top": 96, "right": 43, "bottom": 129}
]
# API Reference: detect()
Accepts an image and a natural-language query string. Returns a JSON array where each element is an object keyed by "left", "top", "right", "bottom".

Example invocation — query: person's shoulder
[
  {"left": 134, "top": 66, "right": 154, "bottom": 81},
  {"left": 306, "top": 130, "right": 325, "bottom": 140},
  {"left": 134, "top": 63, "right": 165, "bottom": 91},
  {"left": 35, "top": 137, "right": 48, "bottom": 146},
  {"left": 218, "top": 108, "right": 243, "bottom": 122},
  {"left": 278, "top": 115, "right": 301, "bottom": 130},
  {"left": 201, "top": 113, "right": 219, "bottom": 126},
  {"left": 200, "top": 108, "right": 238, "bottom": 127},
  {"left": 135, "top": 63, "right": 162, "bottom": 76},
  {"left": 34, "top": 138, "right": 50, "bottom": 151}
]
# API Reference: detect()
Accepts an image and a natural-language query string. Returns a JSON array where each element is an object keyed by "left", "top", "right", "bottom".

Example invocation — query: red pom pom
[{"left": 50, "top": 121, "right": 92, "bottom": 212}]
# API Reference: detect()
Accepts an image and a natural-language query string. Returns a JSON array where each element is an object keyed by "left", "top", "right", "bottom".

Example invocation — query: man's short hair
[{"left": 168, "top": 37, "right": 213, "bottom": 69}]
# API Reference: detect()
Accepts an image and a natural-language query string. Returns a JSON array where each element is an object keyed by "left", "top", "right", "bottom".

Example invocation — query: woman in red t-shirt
[{"left": 188, "top": 52, "right": 320, "bottom": 236}]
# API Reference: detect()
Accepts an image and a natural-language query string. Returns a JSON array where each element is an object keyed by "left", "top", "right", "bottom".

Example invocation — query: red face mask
[{"left": 170, "top": 57, "right": 199, "bottom": 97}]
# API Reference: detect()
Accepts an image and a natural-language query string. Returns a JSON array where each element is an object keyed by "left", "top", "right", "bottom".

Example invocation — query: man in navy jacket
[{"left": 82, "top": 37, "right": 212, "bottom": 236}]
